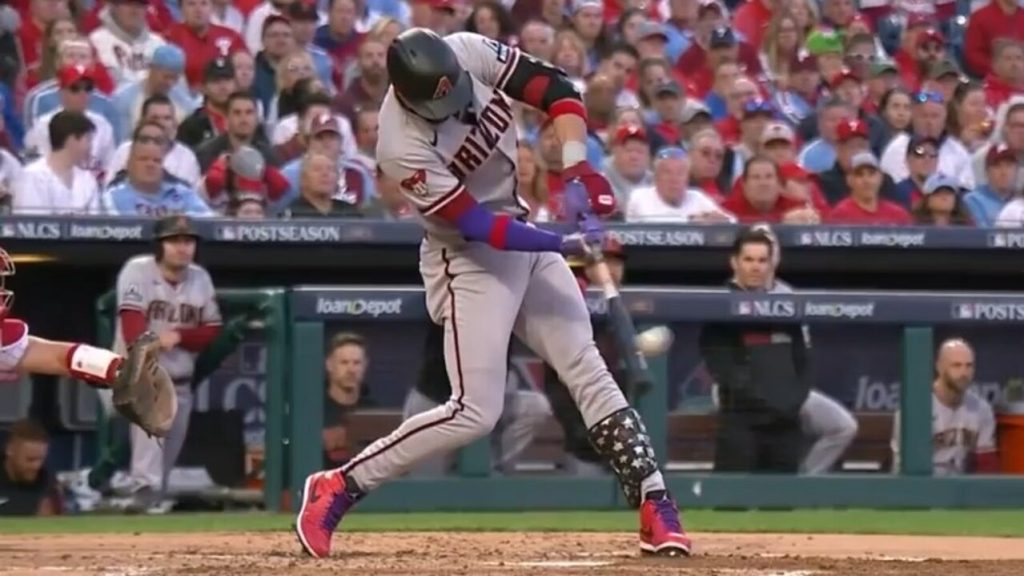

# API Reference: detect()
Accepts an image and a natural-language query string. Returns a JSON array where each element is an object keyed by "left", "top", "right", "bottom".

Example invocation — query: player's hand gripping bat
[{"left": 563, "top": 182, "right": 652, "bottom": 400}]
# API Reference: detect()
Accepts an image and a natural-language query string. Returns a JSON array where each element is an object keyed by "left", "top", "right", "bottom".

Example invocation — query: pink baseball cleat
[
  {"left": 639, "top": 494, "right": 692, "bottom": 557},
  {"left": 294, "top": 470, "right": 360, "bottom": 558}
]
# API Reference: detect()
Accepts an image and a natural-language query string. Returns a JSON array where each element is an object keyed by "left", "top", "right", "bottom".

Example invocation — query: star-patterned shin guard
[{"left": 587, "top": 407, "right": 658, "bottom": 508}]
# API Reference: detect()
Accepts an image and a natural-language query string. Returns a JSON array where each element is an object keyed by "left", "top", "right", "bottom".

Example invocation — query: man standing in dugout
[{"left": 699, "top": 226, "right": 810, "bottom": 472}]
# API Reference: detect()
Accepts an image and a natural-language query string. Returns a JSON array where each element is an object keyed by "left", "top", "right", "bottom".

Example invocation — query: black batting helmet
[
  {"left": 387, "top": 28, "right": 474, "bottom": 121},
  {"left": 153, "top": 215, "right": 200, "bottom": 260}
]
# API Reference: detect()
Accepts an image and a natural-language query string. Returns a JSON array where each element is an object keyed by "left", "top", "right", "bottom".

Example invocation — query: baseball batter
[
  {"left": 0, "top": 247, "right": 175, "bottom": 437},
  {"left": 295, "top": 29, "right": 691, "bottom": 559},
  {"left": 111, "top": 216, "right": 222, "bottom": 502}
]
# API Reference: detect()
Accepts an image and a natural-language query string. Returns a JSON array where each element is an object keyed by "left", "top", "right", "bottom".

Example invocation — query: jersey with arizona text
[
  {"left": 891, "top": 388, "right": 997, "bottom": 476},
  {"left": 114, "top": 255, "right": 221, "bottom": 381},
  {"left": 376, "top": 32, "right": 532, "bottom": 246},
  {"left": 0, "top": 318, "right": 29, "bottom": 373}
]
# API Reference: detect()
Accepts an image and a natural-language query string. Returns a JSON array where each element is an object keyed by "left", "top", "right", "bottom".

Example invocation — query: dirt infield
[{"left": 2, "top": 532, "right": 1023, "bottom": 576}]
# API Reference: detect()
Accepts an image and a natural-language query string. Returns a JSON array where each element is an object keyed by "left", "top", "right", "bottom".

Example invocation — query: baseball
[{"left": 635, "top": 326, "right": 674, "bottom": 357}]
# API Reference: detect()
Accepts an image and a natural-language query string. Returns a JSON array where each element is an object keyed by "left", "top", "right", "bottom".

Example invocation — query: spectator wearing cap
[
  {"left": 28, "top": 25, "right": 118, "bottom": 95},
  {"left": 675, "top": 2, "right": 762, "bottom": 99},
  {"left": 689, "top": 128, "right": 728, "bottom": 202},
  {"left": 964, "top": 0, "right": 1024, "bottom": 79},
  {"left": 287, "top": 0, "right": 336, "bottom": 93},
  {"left": 797, "top": 97, "right": 852, "bottom": 174},
  {"left": 15, "top": 110, "right": 100, "bottom": 216},
  {"left": 906, "top": 27, "right": 948, "bottom": 91},
  {"left": 679, "top": 98, "right": 714, "bottom": 143},
  {"left": 722, "top": 156, "right": 821, "bottom": 224},
  {"left": 211, "top": 0, "right": 245, "bottom": 33},
  {"left": 634, "top": 20, "right": 670, "bottom": 62},
  {"left": 760, "top": 121, "right": 799, "bottom": 167},
  {"left": 983, "top": 39, "right": 1024, "bottom": 110},
  {"left": 972, "top": 96, "right": 1024, "bottom": 192},
  {"left": 716, "top": 76, "right": 760, "bottom": 146},
  {"left": 164, "top": 0, "right": 247, "bottom": 91},
  {"left": 864, "top": 60, "right": 901, "bottom": 116},
  {"left": 963, "top": 143, "right": 1020, "bottom": 227},
  {"left": 735, "top": 98, "right": 775, "bottom": 165},
  {"left": 314, "top": 0, "right": 365, "bottom": 90},
  {"left": 253, "top": 15, "right": 297, "bottom": 111},
  {"left": 880, "top": 90, "right": 975, "bottom": 189},
  {"left": 202, "top": 143, "right": 290, "bottom": 214},
  {"left": 88, "top": 0, "right": 169, "bottom": 86},
  {"left": 818, "top": 118, "right": 900, "bottom": 205},
  {"left": 105, "top": 94, "right": 202, "bottom": 188},
  {"left": 705, "top": 61, "right": 739, "bottom": 121},
  {"left": 827, "top": 152, "right": 912, "bottom": 225},
  {"left": 24, "top": 65, "right": 116, "bottom": 174},
  {"left": 272, "top": 80, "right": 359, "bottom": 160},
  {"left": 286, "top": 151, "right": 363, "bottom": 217},
  {"left": 922, "top": 59, "right": 963, "bottom": 104},
  {"left": 24, "top": 39, "right": 120, "bottom": 141},
  {"left": 770, "top": 51, "right": 819, "bottom": 126},
  {"left": 626, "top": 147, "right": 736, "bottom": 223},
  {"left": 603, "top": 124, "right": 652, "bottom": 205},
  {"left": 102, "top": 121, "right": 214, "bottom": 216},
  {"left": 195, "top": 92, "right": 275, "bottom": 172},
  {"left": 804, "top": 29, "right": 845, "bottom": 86},
  {"left": 892, "top": 14, "right": 936, "bottom": 90},
  {"left": 804, "top": 68, "right": 889, "bottom": 154},
  {"left": 892, "top": 135, "right": 940, "bottom": 210},
  {"left": 177, "top": 58, "right": 239, "bottom": 150},
  {"left": 648, "top": 81, "right": 685, "bottom": 145},
  {"left": 734, "top": 0, "right": 782, "bottom": 49},
  {"left": 110, "top": 44, "right": 197, "bottom": 143},
  {"left": 408, "top": 0, "right": 457, "bottom": 36},
  {"left": 913, "top": 173, "right": 973, "bottom": 226},
  {"left": 569, "top": 0, "right": 609, "bottom": 69},
  {"left": 281, "top": 111, "right": 374, "bottom": 211},
  {"left": 332, "top": 35, "right": 388, "bottom": 119}
]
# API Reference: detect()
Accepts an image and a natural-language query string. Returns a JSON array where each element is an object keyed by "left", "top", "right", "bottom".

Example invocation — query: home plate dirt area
[{"left": 2, "top": 532, "right": 1023, "bottom": 576}]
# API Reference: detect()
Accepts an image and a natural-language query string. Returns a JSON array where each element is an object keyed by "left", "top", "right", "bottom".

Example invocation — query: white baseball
[{"left": 634, "top": 325, "right": 674, "bottom": 357}]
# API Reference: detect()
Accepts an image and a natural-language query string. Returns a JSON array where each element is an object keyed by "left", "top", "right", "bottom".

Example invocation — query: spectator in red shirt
[
  {"left": 722, "top": 155, "right": 821, "bottom": 224},
  {"left": 965, "top": 0, "right": 1024, "bottom": 79},
  {"left": 603, "top": 124, "right": 652, "bottom": 205},
  {"left": 827, "top": 152, "right": 912, "bottom": 225},
  {"left": 164, "top": 0, "right": 247, "bottom": 91},
  {"left": 983, "top": 39, "right": 1024, "bottom": 111},
  {"left": 314, "top": 0, "right": 365, "bottom": 92},
  {"left": 893, "top": 14, "right": 934, "bottom": 91},
  {"left": 734, "top": 0, "right": 779, "bottom": 50},
  {"left": 676, "top": 2, "right": 761, "bottom": 98},
  {"left": 332, "top": 36, "right": 387, "bottom": 118},
  {"left": 735, "top": 98, "right": 774, "bottom": 163},
  {"left": 648, "top": 81, "right": 684, "bottom": 145},
  {"left": 18, "top": 0, "right": 63, "bottom": 80}
]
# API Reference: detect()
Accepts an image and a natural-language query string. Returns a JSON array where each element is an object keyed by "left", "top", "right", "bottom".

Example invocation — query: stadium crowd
[{"left": 0, "top": 0, "right": 1023, "bottom": 224}]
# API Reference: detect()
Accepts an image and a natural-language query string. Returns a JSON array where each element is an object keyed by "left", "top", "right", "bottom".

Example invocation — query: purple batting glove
[
  {"left": 560, "top": 213, "right": 605, "bottom": 257},
  {"left": 563, "top": 179, "right": 593, "bottom": 224}
]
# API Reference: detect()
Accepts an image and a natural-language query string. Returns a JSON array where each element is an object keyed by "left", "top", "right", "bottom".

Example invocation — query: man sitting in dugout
[{"left": 699, "top": 226, "right": 811, "bottom": 472}]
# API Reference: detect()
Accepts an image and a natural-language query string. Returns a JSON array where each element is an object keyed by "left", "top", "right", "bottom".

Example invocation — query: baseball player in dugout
[
  {"left": 111, "top": 215, "right": 222, "bottom": 509},
  {"left": 0, "top": 247, "right": 176, "bottom": 441},
  {"left": 295, "top": 29, "right": 691, "bottom": 559}
]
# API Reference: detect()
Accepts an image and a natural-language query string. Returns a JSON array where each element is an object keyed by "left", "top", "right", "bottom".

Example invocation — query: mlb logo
[
  {"left": 737, "top": 301, "right": 752, "bottom": 315},
  {"left": 990, "top": 233, "right": 1007, "bottom": 248},
  {"left": 953, "top": 304, "right": 974, "bottom": 319},
  {"left": 218, "top": 226, "right": 237, "bottom": 241},
  {"left": 799, "top": 232, "right": 813, "bottom": 245}
]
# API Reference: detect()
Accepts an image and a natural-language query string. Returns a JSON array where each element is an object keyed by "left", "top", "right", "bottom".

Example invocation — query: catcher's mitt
[{"left": 112, "top": 331, "right": 177, "bottom": 437}]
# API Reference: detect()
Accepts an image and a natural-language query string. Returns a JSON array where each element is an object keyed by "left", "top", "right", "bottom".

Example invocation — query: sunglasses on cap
[
  {"left": 909, "top": 145, "right": 938, "bottom": 158},
  {"left": 655, "top": 146, "right": 688, "bottom": 160},
  {"left": 914, "top": 90, "right": 944, "bottom": 104}
]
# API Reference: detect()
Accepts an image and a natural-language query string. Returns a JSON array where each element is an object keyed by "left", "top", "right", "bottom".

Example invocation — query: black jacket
[
  {"left": 194, "top": 133, "right": 277, "bottom": 173},
  {"left": 698, "top": 281, "right": 810, "bottom": 420},
  {"left": 818, "top": 161, "right": 901, "bottom": 205}
]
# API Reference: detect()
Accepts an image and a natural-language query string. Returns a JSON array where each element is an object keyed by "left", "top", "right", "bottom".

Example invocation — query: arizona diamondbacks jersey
[
  {"left": 114, "top": 255, "right": 221, "bottom": 381},
  {"left": 892, "top": 389, "right": 997, "bottom": 476},
  {"left": 376, "top": 32, "right": 532, "bottom": 246}
]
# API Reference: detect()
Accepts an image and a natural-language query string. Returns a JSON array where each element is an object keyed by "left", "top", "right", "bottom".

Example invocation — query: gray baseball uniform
[
  {"left": 346, "top": 32, "right": 629, "bottom": 491},
  {"left": 115, "top": 255, "right": 221, "bottom": 491}
]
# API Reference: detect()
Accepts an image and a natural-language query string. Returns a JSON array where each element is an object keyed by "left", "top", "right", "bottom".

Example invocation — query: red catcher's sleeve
[
  {"left": 0, "top": 318, "right": 27, "bottom": 346},
  {"left": 119, "top": 310, "right": 147, "bottom": 343}
]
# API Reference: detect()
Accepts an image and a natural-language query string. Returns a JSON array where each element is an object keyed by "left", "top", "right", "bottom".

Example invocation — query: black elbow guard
[{"left": 502, "top": 52, "right": 584, "bottom": 112}]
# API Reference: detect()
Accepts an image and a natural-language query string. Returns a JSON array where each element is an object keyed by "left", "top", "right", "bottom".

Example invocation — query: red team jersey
[{"left": 163, "top": 23, "right": 247, "bottom": 89}]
